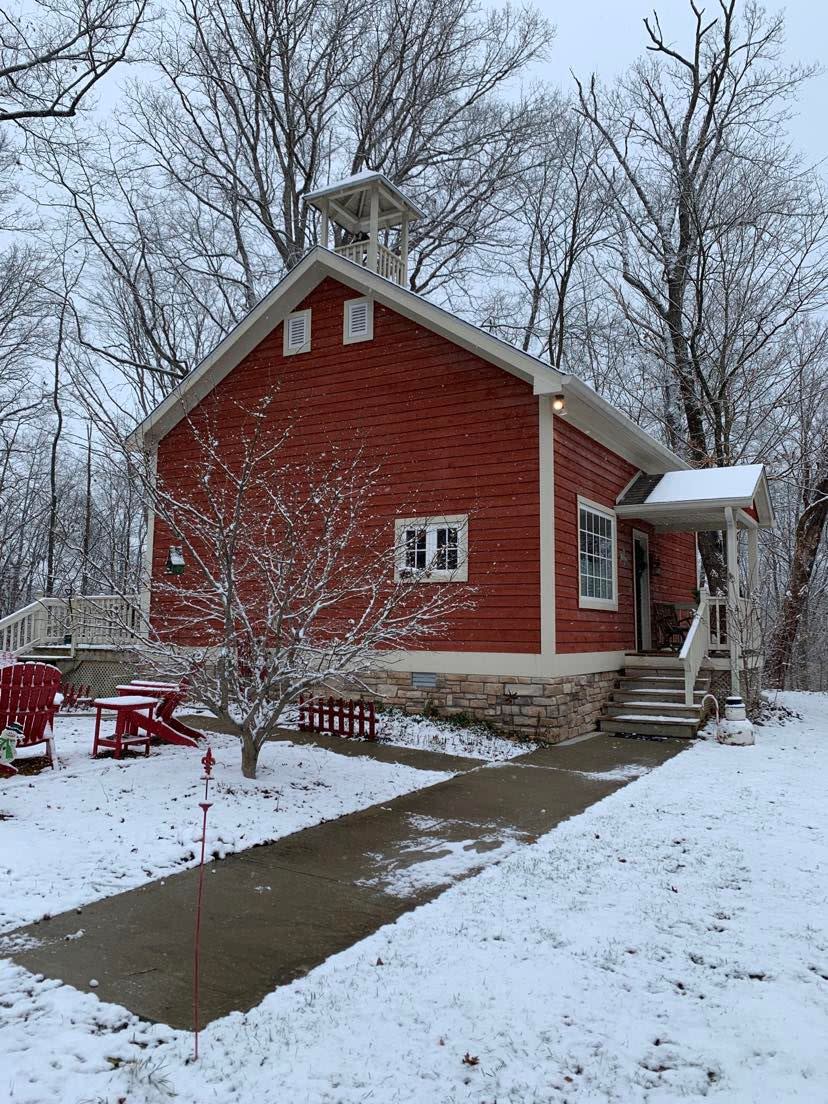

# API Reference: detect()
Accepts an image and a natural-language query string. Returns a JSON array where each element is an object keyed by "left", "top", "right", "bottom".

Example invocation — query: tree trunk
[
  {"left": 766, "top": 486, "right": 828, "bottom": 688},
  {"left": 81, "top": 422, "right": 93, "bottom": 594},
  {"left": 240, "top": 734, "right": 260, "bottom": 779},
  {"left": 697, "top": 531, "right": 727, "bottom": 595},
  {"left": 45, "top": 309, "right": 65, "bottom": 597}
]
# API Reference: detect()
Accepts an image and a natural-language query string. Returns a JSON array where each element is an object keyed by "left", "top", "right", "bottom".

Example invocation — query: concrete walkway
[{"left": 8, "top": 733, "right": 685, "bottom": 1030}]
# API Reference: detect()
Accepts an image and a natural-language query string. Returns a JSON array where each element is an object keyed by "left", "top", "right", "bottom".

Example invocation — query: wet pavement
[{"left": 6, "top": 733, "right": 685, "bottom": 1029}]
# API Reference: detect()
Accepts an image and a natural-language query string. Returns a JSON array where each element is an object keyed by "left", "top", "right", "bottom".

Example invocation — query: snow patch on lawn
[
  {"left": 375, "top": 707, "right": 537, "bottom": 760},
  {"left": 2, "top": 691, "right": 827, "bottom": 1103},
  {"left": 0, "top": 714, "right": 451, "bottom": 932}
]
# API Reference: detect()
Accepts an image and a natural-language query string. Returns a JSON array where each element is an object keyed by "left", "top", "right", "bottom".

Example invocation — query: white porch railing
[
  {"left": 679, "top": 587, "right": 711, "bottom": 706},
  {"left": 0, "top": 594, "right": 142, "bottom": 656},
  {"left": 708, "top": 596, "right": 761, "bottom": 653},
  {"left": 334, "top": 241, "right": 404, "bottom": 284}
]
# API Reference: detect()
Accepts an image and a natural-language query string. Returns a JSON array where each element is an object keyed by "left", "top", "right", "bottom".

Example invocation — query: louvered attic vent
[
  {"left": 284, "top": 309, "right": 311, "bottom": 355},
  {"left": 344, "top": 297, "right": 373, "bottom": 344}
]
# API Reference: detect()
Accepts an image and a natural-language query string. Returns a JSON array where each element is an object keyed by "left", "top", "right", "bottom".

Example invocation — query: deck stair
[{"left": 599, "top": 655, "right": 710, "bottom": 739}]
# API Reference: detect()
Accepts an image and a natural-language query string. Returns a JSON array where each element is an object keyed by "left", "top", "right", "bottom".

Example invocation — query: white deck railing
[
  {"left": 679, "top": 587, "right": 711, "bottom": 706},
  {"left": 708, "top": 596, "right": 760, "bottom": 653},
  {"left": 0, "top": 594, "right": 142, "bottom": 656},
  {"left": 334, "top": 241, "right": 404, "bottom": 284}
]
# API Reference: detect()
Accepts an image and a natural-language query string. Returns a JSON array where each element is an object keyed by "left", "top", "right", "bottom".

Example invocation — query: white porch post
[
  {"left": 319, "top": 199, "right": 329, "bottom": 250},
  {"left": 747, "top": 525, "right": 759, "bottom": 590},
  {"left": 367, "top": 186, "right": 379, "bottom": 273},
  {"left": 400, "top": 212, "right": 409, "bottom": 285},
  {"left": 725, "top": 507, "right": 741, "bottom": 694}
]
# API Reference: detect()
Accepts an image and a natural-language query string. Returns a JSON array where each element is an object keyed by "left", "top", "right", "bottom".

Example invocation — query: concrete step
[
  {"left": 624, "top": 654, "right": 684, "bottom": 669},
  {"left": 618, "top": 671, "right": 710, "bottom": 680},
  {"left": 599, "top": 716, "right": 700, "bottom": 739},
  {"left": 18, "top": 652, "right": 74, "bottom": 668},
  {"left": 618, "top": 684, "right": 710, "bottom": 702},
  {"left": 624, "top": 668, "right": 710, "bottom": 683},
  {"left": 620, "top": 677, "right": 684, "bottom": 691},
  {"left": 606, "top": 700, "right": 701, "bottom": 720},
  {"left": 619, "top": 679, "right": 709, "bottom": 696}
]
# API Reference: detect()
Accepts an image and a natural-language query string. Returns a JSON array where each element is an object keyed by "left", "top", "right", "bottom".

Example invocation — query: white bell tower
[{"left": 304, "top": 170, "right": 424, "bottom": 286}]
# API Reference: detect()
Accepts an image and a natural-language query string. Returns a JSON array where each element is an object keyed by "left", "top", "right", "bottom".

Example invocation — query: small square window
[
  {"left": 395, "top": 515, "right": 468, "bottom": 582},
  {"left": 577, "top": 497, "right": 617, "bottom": 610},
  {"left": 344, "top": 297, "right": 373, "bottom": 344},
  {"left": 284, "top": 309, "right": 311, "bottom": 355}
]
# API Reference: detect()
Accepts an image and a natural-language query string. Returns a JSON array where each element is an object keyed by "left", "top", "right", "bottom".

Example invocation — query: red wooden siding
[
  {"left": 152, "top": 277, "right": 541, "bottom": 653},
  {"left": 650, "top": 530, "right": 698, "bottom": 608},
  {"left": 553, "top": 419, "right": 697, "bottom": 653}
]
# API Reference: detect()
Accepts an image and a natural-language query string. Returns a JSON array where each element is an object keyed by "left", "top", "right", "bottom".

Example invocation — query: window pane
[
  {"left": 405, "top": 529, "right": 427, "bottom": 570},
  {"left": 579, "top": 506, "right": 614, "bottom": 601},
  {"left": 446, "top": 528, "right": 458, "bottom": 570},
  {"left": 434, "top": 527, "right": 459, "bottom": 571}
]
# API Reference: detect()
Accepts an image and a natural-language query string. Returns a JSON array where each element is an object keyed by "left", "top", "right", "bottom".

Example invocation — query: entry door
[{"left": 633, "top": 531, "right": 652, "bottom": 652}]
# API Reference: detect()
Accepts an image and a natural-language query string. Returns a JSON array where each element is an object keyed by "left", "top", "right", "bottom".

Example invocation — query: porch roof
[{"left": 615, "top": 464, "right": 774, "bottom": 531}]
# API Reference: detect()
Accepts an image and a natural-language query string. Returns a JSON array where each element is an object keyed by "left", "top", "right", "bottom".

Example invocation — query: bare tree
[
  {"left": 474, "top": 96, "right": 613, "bottom": 369},
  {"left": 574, "top": 0, "right": 828, "bottom": 593},
  {"left": 0, "top": 0, "right": 147, "bottom": 123},
  {"left": 763, "top": 332, "right": 828, "bottom": 687},
  {"left": 133, "top": 402, "right": 471, "bottom": 778}
]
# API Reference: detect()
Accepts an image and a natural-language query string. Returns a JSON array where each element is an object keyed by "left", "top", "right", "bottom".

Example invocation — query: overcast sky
[{"left": 529, "top": 0, "right": 827, "bottom": 166}]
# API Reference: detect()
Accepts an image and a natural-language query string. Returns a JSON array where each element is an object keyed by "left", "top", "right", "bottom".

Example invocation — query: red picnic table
[
  {"left": 114, "top": 682, "right": 203, "bottom": 748},
  {"left": 92, "top": 695, "right": 158, "bottom": 759}
]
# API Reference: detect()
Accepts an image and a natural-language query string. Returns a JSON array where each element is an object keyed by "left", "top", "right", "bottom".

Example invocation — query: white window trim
[
  {"left": 577, "top": 495, "right": 618, "bottom": 611},
  {"left": 343, "top": 297, "right": 374, "bottom": 344},
  {"left": 283, "top": 308, "right": 312, "bottom": 355},
  {"left": 394, "top": 515, "right": 469, "bottom": 583}
]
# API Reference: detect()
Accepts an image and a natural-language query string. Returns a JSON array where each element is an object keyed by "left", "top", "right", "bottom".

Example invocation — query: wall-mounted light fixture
[
  {"left": 166, "top": 545, "right": 186, "bottom": 576},
  {"left": 552, "top": 394, "right": 566, "bottom": 414}
]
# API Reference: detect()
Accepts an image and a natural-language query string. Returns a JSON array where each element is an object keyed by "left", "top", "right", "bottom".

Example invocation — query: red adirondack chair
[{"left": 0, "top": 662, "right": 62, "bottom": 777}]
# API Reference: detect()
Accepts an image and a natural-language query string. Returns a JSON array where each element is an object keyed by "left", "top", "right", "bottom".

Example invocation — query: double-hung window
[
  {"left": 577, "top": 497, "right": 617, "bottom": 609},
  {"left": 395, "top": 515, "right": 468, "bottom": 582}
]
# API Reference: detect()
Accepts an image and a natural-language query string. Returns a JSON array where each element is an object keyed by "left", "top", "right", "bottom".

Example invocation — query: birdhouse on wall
[{"left": 166, "top": 545, "right": 186, "bottom": 576}]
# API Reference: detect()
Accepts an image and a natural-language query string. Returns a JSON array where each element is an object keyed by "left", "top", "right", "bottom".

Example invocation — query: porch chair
[
  {"left": 652, "top": 602, "right": 694, "bottom": 650},
  {"left": 0, "top": 662, "right": 63, "bottom": 775}
]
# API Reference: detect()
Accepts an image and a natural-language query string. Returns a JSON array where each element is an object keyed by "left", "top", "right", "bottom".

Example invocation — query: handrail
[
  {"left": 679, "top": 587, "right": 710, "bottom": 706},
  {"left": 0, "top": 594, "right": 142, "bottom": 656},
  {"left": 334, "top": 241, "right": 404, "bottom": 284}
]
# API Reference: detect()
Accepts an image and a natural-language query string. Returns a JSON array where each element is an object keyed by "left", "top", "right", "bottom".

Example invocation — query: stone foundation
[{"left": 358, "top": 669, "right": 619, "bottom": 744}]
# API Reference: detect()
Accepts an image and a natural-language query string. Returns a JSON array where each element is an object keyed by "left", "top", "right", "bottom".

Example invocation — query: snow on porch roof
[{"left": 616, "top": 464, "right": 774, "bottom": 529}]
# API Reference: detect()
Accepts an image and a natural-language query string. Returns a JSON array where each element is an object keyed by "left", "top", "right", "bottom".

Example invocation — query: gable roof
[
  {"left": 126, "top": 247, "right": 686, "bottom": 474},
  {"left": 617, "top": 464, "right": 774, "bottom": 528},
  {"left": 305, "top": 171, "right": 425, "bottom": 231}
]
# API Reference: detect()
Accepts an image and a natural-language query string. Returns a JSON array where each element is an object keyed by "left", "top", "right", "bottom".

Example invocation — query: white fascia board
[
  {"left": 754, "top": 470, "right": 776, "bottom": 528},
  {"left": 560, "top": 377, "right": 687, "bottom": 474},
  {"left": 128, "top": 248, "right": 564, "bottom": 446},
  {"left": 615, "top": 497, "right": 762, "bottom": 525},
  {"left": 126, "top": 258, "right": 325, "bottom": 448},
  {"left": 129, "top": 248, "right": 694, "bottom": 475}
]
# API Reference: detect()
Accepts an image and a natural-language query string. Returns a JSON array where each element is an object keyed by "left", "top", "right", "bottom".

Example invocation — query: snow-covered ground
[
  {"left": 374, "top": 708, "right": 537, "bottom": 760},
  {"left": 276, "top": 703, "right": 537, "bottom": 760},
  {"left": 2, "top": 692, "right": 828, "bottom": 1103},
  {"left": 0, "top": 714, "right": 451, "bottom": 932}
]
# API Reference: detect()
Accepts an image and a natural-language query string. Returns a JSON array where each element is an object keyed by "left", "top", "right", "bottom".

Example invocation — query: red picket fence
[
  {"left": 60, "top": 683, "right": 92, "bottom": 711},
  {"left": 298, "top": 695, "right": 376, "bottom": 741}
]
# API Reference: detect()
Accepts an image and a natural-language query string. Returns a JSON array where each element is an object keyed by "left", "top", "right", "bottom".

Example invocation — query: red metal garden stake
[{"left": 193, "top": 745, "right": 216, "bottom": 1061}]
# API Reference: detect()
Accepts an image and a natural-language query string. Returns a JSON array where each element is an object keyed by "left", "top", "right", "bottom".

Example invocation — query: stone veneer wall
[{"left": 359, "top": 669, "right": 619, "bottom": 744}]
